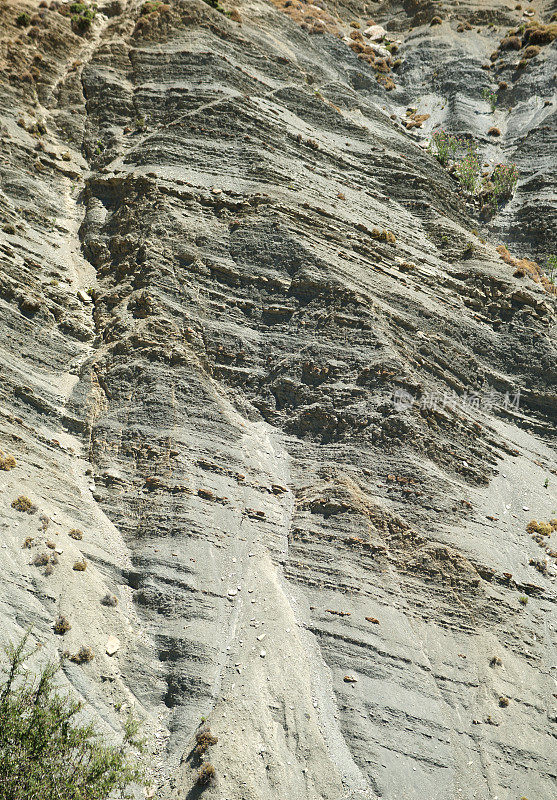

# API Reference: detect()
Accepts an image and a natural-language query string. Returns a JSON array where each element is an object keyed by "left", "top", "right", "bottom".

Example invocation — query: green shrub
[
  {"left": 53, "top": 616, "right": 71, "bottom": 635},
  {"left": 492, "top": 163, "right": 518, "bottom": 196},
  {"left": 140, "top": 0, "right": 163, "bottom": 12},
  {"left": 456, "top": 148, "right": 481, "bottom": 192},
  {"left": 0, "top": 633, "right": 145, "bottom": 799},
  {"left": 482, "top": 87, "right": 498, "bottom": 111},
  {"left": 545, "top": 254, "right": 557, "bottom": 284},
  {"left": 203, "top": 0, "right": 226, "bottom": 12},
  {"left": 70, "top": 2, "right": 96, "bottom": 33},
  {"left": 489, "top": 163, "right": 519, "bottom": 208},
  {"left": 429, "top": 129, "right": 459, "bottom": 165},
  {"left": 15, "top": 12, "right": 31, "bottom": 26}
]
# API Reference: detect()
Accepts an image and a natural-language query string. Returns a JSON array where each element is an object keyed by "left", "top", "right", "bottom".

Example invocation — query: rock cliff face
[{"left": 0, "top": 0, "right": 556, "bottom": 797}]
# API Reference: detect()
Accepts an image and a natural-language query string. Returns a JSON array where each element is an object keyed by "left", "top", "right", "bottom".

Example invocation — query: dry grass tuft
[
  {"left": 0, "top": 451, "right": 16, "bottom": 471},
  {"left": 499, "top": 35, "right": 521, "bottom": 49},
  {"left": 101, "top": 593, "right": 118, "bottom": 607},
  {"left": 496, "top": 245, "right": 556, "bottom": 294},
  {"left": 195, "top": 728, "right": 218, "bottom": 755},
  {"left": 523, "top": 23, "right": 557, "bottom": 45},
  {"left": 196, "top": 763, "right": 216, "bottom": 787},
  {"left": 53, "top": 616, "right": 71, "bottom": 635},
  {"left": 70, "top": 646, "right": 94, "bottom": 664},
  {"left": 526, "top": 520, "right": 552, "bottom": 536},
  {"left": 371, "top": 228, "right": 396, "bottom": 244},
  {"left": 12, "top": 496, "right": 37, "bottom": 513}
]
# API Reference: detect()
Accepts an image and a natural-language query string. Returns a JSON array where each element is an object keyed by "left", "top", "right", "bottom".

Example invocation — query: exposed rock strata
[{"left": 0, "top": 0, "right": 555, "bottom": 798}]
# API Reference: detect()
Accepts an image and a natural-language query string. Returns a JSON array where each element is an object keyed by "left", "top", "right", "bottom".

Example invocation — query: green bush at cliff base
[{"left": 0, "top": 633, "right": 145, "bottom": 800}]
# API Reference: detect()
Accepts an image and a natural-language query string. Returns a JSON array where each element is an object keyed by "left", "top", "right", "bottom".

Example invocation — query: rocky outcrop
[{"left": 0, "top": 0, "right": 555, "bottom": 798}]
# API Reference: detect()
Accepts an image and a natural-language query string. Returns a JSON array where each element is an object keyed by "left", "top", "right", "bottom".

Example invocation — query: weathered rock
[
  {"left": 0, "top": 0, "right": 555, "bottom": 799},
  {"left": 363, "top": 24, "right": 387, "bottom": 40}
]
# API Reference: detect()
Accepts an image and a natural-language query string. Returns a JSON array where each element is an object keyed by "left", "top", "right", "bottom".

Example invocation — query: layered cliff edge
[{"left": 0, "top": 0, "right": 556, "bottom": 798}]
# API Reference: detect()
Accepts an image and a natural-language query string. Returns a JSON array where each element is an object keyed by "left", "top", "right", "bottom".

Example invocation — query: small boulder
[
  {"left": 363, "top": 24, "right": 387, "bottom": 40},
  {"left": 105, "top": 636, "right": 120, "bottom": 656}
]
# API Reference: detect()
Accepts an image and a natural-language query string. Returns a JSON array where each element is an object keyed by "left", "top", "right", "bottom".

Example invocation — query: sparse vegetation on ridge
[
  {"left": 482, "top": 87, "right": 498, "bottom": 111},
  {"left": 456, "top": 147, "right": 481, "bottom": 192},
  {"left": 69, "top": 2, "right": 97, "bottom": 33},
  {"left": 429, "top": 130, "right": 459, "bottom": 165},
  {"left": 428, "top": 129, "right": 519, "bottom": 210}
]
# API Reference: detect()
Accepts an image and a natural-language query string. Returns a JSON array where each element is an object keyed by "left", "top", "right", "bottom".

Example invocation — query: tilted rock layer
[{"left": 0, "top": 0, "right": 556, "bottom": 797}]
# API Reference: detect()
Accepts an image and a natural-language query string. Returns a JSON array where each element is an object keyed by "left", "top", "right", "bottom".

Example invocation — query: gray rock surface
[{"left": 0, "top": 0, "right": 556, "bottom": 797}]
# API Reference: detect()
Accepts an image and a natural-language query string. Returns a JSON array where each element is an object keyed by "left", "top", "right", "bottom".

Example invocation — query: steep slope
[{"left": 0, "top": 0, "right": 555, "bottom": 799}]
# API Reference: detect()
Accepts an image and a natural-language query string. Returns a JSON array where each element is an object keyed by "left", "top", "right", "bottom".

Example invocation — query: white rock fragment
[
  {"left": 105, "top": 636, "right": 120, "bottom": 656},
  {"left": 363, "top": 24, "right": 387, "bottom": 40},
  {"left": 260, "top": 650, "right": 266, "bottom": 658},
  {"left": 368, "top": 42, "right": 390, "bottom": 58}
]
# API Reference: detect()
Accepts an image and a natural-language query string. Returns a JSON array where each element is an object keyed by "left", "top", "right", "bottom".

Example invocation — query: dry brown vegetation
[
  {"left": 32, "top": 552, "right": 50, "bottom": 567},
  {"left": 497, "top": 245, "right": 557, "bottom": 295},
  {"left": 196, "top": 763, "right": 216, "bottom": 787},
  {"left": 194, "top": 728, "right": 218, "bottom": 755},
  {"left": 69, "top": 646, "right": 94, "bottom": 664},
  {"left": 12, "top": 495, "right": 37, "bottom": 513},
  {"left": 101, "top": 593, "right": 118, "bottom": 607},
  {"left": 0, "top": 450, "right": 16, "bottom": 470},
  {"left": 53, "top": 615, "right": 72, "bottom": 635},
  {"left": 371, "top": 228, "right": 396, "bottom": 244},
  {"left": 526, "top": 520, "right": 553, "bottom": 536}
]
